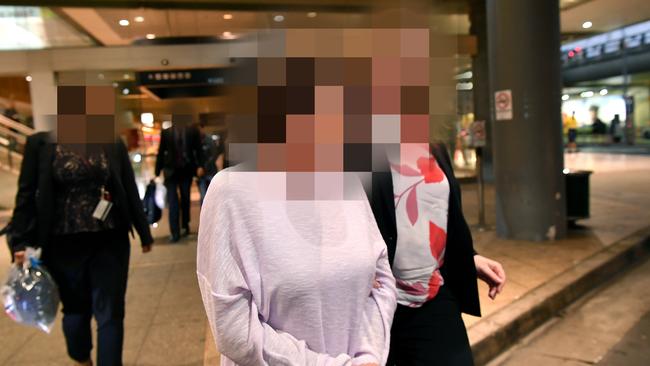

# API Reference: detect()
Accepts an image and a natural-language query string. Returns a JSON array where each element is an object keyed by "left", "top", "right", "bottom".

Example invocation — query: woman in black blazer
[
  {"left": 368, "top": 143, "right": 506, "bottom": 366},
  {"left": 10, "top": 131, "right": 153, "bottom": 366}
]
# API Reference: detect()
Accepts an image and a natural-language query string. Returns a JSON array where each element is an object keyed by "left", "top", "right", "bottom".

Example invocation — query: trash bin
[{"left": 564, "top": 170, "right": 592, "bottom": 224}]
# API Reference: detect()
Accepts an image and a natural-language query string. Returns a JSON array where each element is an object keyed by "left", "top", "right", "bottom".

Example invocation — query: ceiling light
[
  {"left": 222, "top": 31, "right": 234, "bottom": 39},
  {"left": 119, "top": 19, "right": 129, "bottom": 26},
  {"left": 140, "top": 112, "right": 154, "bottom": 126},
  {"left": 580, "top": 91, "right": 594, "bottom": 98},
  {"left": 582, "top": 21, "right": 592, "bottom": 29},
  {"left": 562, "top": 94, "right": 569, "bottom": 101},
  {"left": 123, "top": 73, "right": 130, "bottom": 80},
  {"left": 146, "top": 33, "right": 156, "bottom": 40},
  {"left": 25, "top": 75, "right": 32, "bottom": 82},
  {"left": 273, "top": 15, "right": 285, "bottom": 22},
  {"left": 223, "top": 14, "right": 233, "bottom": 20},
  {"left": 134, "top": 16, "right": 144, "bottom": 23},
  {"left": 599, "top": 89, "right": 608, "bottom": 95},
  {"left": 307, "top": 12, "right": 317, "bottom": 18},
  {"left": 122, "top": 88, "right": 130, "bottom": 95}
]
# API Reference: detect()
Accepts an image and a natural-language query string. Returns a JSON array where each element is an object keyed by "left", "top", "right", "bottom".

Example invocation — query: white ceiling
[
  {"left": 54, "top": 1, "right": 650, "bottom": 47},
  {"left": 561, "top": 0, "right": 650, "bottom": 34}
]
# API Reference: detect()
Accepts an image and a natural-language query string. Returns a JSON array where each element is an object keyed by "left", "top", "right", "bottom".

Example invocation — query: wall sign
[{"left": 495, "top": 89, "right": 513, "bottom": 121}]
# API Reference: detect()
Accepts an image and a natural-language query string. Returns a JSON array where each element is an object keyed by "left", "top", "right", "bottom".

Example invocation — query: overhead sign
[{"left": 495, "top": 89, "right": 513, "bottom": 120}]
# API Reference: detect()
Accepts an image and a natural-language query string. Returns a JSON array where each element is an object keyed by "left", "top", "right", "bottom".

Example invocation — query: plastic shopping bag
[{"left": 1, "top": 247, "right": 60, "bottom": 333}]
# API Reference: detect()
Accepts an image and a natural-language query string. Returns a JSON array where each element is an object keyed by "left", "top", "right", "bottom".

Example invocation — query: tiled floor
[{"left": 0, "top": 152, "right": 648, "bottom": 365}]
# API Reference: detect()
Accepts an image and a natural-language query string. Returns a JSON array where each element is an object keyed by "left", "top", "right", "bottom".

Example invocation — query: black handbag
[{"left": 142, "top": 180, "right": 162, "bottom": 225}]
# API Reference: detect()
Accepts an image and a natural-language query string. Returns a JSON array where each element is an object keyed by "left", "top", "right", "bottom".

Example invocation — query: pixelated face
[
  {"left": 55, "top": 85, "right": 117, "bottom": 145},
  {"left": 227, "top": 28, "right": 432, "bottom": 175}
]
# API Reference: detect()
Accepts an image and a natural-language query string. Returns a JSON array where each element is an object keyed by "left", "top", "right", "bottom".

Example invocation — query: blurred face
[
  {"left": 55, "top": 85, "right": 117, "bottom": 145},
  {"left": 227, "top": 28, "right": 431, "bottom": 176}
]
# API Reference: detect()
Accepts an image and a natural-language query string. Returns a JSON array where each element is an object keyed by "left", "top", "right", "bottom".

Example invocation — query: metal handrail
[
  {"left": 0, "top": 115, "right": 33, "bottom": 171},
  {"left": 0, "top": 115, "right": 34, "bottom": 136}
]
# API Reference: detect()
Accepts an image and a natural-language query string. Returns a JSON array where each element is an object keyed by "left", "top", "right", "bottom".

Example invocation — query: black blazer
[
  {"left": 9, "top": 132, "right": 154, "bottom": 253},
  {"left": 155, "top": 125, "right": 203, "bottom": 179},
  {"left": 368, "top": 144, "right": 481, "bottom": 316}
]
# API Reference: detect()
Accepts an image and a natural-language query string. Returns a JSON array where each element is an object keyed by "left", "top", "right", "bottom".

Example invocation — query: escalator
[{"left": 0, "top": 114, "right": 33, "bottom": 210}]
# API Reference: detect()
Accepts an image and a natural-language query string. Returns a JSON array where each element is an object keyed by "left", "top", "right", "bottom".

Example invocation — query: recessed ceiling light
[
  {"left": 134, "top": 16, "right": 144, "bottom": 23},
  {"left": 273, "top": 15, "right": 285, "bottom": 22},
  {"left": 119, "top": 19, "right": 129, "bottom": 26},
  {"left": 582, "top": 21, "right": 592, "bottom": 29},
  {"left": 146, "top": 33, "right": 156, "bottom": 40},
  {"left": 562, "top": 94, "right": 569, "bottom": 101},
  {"left": 25, "top": 75, "right": 32, "bottom": 82},
  {"left": 580, "top": 91, "right": 594, "bottom": 98},
  {"left": 222, "top": 31, "right": 235, "bottom": 39},
  {"left": 223, "top": 14, "right": 233, "bottom": 20},
  {"left": 307, "top": 12, "right": 317, "bottom": 18},
  {"left": 123, "top": 73, "right": 130, "bottom": 80},
  {"left": 599, "top": 89, "right": 608, "bottom": 95}
]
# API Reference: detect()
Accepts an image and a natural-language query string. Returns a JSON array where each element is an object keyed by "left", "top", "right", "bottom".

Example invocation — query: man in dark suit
[{"left": 155, "top": 119, "right": 203, "bottom": 242}]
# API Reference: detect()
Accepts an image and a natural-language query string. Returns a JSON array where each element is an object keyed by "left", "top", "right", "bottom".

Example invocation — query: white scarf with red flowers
[{"left": 389, "top": 143, "right": 450, "bottom": 307}]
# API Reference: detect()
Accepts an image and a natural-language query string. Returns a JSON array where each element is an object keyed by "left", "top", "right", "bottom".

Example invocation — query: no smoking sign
[{"left": 495, "top": 89, "right": 513, "bottom": 120}]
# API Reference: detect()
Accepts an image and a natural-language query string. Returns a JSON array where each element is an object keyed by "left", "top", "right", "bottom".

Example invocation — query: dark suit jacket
[
  {"left": 368, "top": 143, "right": 481, "bottom": 316},
  {"left": 155, "top": 125, "right": 203, "bottom": 179},
  {"left": 9, "top": 132, "right": 153, "bottom": 253}
]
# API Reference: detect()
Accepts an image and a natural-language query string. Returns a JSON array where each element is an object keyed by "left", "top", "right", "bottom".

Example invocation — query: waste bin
[{"left": 564, "top": 170, "right": 592, "bottom": 224}]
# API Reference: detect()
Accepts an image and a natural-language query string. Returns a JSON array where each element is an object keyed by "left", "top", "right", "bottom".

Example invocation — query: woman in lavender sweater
[{"left": 197, "top": 168, "right": 397, "bottom": 366}]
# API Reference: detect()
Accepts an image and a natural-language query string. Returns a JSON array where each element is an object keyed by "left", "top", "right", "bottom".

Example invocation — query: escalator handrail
[{"left": 0, "top": 115, "right": 34, "bottom": 136}]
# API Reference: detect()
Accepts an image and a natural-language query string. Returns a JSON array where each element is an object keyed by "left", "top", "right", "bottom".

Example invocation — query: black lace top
[{"left": 52, "top": 145, "right": 116, "bottom": 235}]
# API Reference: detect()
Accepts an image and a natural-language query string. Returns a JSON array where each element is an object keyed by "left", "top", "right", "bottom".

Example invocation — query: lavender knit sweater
[{"left": 197, "top": 170, "right": 397, "bottom": 366}]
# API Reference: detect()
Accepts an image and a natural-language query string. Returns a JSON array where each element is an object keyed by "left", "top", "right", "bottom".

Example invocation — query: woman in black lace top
[{"left": 10, "top": 86, "right": 153, "bottom": 366}]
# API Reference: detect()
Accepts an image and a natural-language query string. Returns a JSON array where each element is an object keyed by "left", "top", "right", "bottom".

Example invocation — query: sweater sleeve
[
  {"left": 197, "top": 173, "right": 353, "bottom": 366},
  {"left": 351, "top": 245, "right": 397, "bottom": 366}
]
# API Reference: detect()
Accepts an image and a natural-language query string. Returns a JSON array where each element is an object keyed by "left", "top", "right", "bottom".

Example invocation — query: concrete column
[
  {"left": 469, "top": 0, "right": 493, "bottom": 182},
  {"left": 28, "top": 71, "right": 57, "bottom": 132},
  {"left": 486, "top": 0, "right": 567, "bottom": 241}
]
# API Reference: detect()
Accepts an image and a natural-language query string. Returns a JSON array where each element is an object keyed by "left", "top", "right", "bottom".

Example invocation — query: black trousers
[
  {"left": 165, "top": 172, "right": 193, "bottom": 238},
  {"left": 387, "top": 286, "right": 475, "bottom": 366},
  {"left": 43, "top": 230, "right": 130, "bottom": 366}
]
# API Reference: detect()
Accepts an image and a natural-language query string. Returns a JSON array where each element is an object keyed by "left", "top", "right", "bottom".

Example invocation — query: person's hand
[
  {"left": 356, "top": 363, "right": 379, "bottom": 366},
  {"left": 197, "top": 167, "right": 205, "bottom": 177},
  {"left": 474, "top": 255, "right": 506, "bottom": 300},
  {"left": 142, "top": 245, "right": 152, "bottom": 254},
  {"left": 372, "top": 279, "right": 381, "bottom": 289},
  {"left": 13, "top": 250, "right": 25, "bottom": 264}
]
